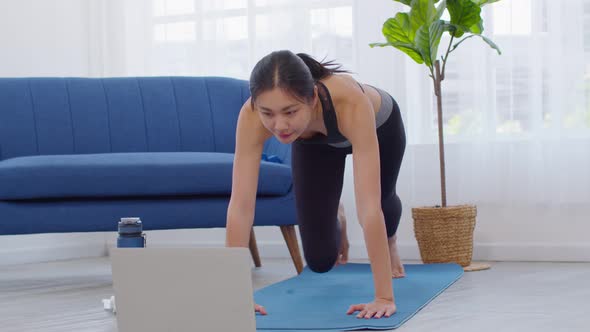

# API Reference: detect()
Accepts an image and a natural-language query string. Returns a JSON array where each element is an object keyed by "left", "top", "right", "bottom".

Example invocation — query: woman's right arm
[{"left": 226, "top": 100, "right": 270, "bottom": 248}]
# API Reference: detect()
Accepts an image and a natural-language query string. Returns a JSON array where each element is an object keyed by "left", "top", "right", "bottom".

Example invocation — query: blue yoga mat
[{"left": 254, "top": 263, "right": 463, "bottom": 331}]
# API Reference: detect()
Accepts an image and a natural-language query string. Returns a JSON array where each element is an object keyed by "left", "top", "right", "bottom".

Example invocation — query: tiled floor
[{"left": 0, "top": 256, "right": 589, "bottom": 331}]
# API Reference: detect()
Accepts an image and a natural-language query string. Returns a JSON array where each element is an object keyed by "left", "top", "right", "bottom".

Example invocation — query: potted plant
[{"left": 370, "top": 0, "right": 502, "bottom": 269}]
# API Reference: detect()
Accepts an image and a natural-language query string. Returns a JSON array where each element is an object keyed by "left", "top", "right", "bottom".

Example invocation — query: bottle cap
[{"left": 120, "top": 217, "right": 141, "bottom": 224}]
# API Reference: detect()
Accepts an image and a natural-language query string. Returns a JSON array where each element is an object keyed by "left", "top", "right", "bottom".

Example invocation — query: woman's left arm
[{"left": 339, "top": 91, "right": 394, "bottom": 306}]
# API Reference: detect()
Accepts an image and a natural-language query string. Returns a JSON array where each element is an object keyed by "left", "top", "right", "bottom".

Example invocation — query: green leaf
[
  {"left": 369, "top": 42, "right": 392, "bottom": 47},
  {"left": 396, "top": 0, "right": 444, "bottom": 5},
  {"left": 435, "top": 0, "right": 447, "bottom": 21},
  {"left": 409, "top": 0, "right": 439, "bottom": 34},
  {"left": 470, "top": 0, "right": 500, "bottom": 6},
  {"left": 470, "top": 20, "right": 484, "bottom": 34},
  {"left": 393, "top": 43, "right": 426, "bottom": 64},
  {"left": 415, "top": 20, "right": 444, "bottom": 67},
  {"left": 370, "top": 41, "right": 425, "bottom": 64},
  {"left": 445, "top": 23, "right": 466, "bottom": 38},
  {"left": 447, "top": 0, "right": 482, "bottom": 37},
  {"left": 446, "top": 21, "right": 483, "bottom": 37},
  {"left": 382, "top": 13, "right": 415, "bottom": 44}
]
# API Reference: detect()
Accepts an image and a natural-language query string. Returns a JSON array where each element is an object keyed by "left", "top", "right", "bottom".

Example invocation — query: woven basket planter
[{"left": 412, "top": 204, "right": 477, "bottom": 267}]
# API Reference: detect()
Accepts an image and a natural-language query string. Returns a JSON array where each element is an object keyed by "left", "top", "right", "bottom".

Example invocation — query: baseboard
[
  {"left": 468, "top": 242, "right": 590, "bottom": 262},
  {"left": 0, "top": 242, "right": 107, "bottom": 266},
  {"left": 106, "top": 240, "right": 590, "bottom": 262},
  {"left": 254, "top": 241, "right": 590, "bottom": 263},
  {"left": 4, "top": 240, "right": 588, "bottom": 266}
]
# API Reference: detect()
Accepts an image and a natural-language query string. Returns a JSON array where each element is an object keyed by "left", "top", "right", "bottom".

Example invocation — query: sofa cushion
[{"left": 0, "top": 152, "right": 292, "bottom": 200}]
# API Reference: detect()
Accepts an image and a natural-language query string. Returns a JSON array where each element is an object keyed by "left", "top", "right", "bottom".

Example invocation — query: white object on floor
[{"left": 102, "top": 295, "right": 116, "bottom": 314}]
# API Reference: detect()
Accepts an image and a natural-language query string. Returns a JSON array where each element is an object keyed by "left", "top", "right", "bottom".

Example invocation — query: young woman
[{"left": 225, "top": 50, "right": 406, "bottom": 319}]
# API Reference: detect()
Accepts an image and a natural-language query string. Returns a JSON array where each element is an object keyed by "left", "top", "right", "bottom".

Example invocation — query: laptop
[{"left": 110, "top": 247, "right": 256, "bottom": 332}]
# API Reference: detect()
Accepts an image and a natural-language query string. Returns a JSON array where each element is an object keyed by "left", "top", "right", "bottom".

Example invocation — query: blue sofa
[{"left": 0, "top": 76, "right": 303, "bottom": 273}]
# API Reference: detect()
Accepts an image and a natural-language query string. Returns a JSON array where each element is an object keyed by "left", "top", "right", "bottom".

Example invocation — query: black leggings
[{"left": 291, "top": 96, "right": 406, "bottom": 273}]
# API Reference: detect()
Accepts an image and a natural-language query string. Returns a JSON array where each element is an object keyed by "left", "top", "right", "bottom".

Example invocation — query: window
[
  {"left": 492, "top": 0, "right": 532, "bottom": 36},
  {"left": 148, "top": 0, "right": 353, "bottom": 78}
]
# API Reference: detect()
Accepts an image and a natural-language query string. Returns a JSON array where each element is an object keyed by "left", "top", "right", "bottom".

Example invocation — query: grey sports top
[{"left": 295, "top": 81, "right": 393, "bottom": 148}]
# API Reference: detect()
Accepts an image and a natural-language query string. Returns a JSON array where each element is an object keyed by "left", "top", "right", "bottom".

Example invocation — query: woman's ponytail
[{"left": 296, "top": 53, "right": 349, "bottom": 81}]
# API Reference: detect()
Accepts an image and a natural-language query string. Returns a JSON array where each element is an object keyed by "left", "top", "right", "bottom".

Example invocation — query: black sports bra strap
[{"left": 315, "top": 81, "right": 341, "bottom": 136}]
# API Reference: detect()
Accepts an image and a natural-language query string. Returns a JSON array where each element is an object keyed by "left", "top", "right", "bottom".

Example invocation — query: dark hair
[{"left": 249, "top": 50, "right": 348, "bottom": 108}]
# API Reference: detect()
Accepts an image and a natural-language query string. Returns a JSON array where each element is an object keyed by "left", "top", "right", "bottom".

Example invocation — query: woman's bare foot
[
  {"left": 336, "top": 202, "right": 349, "bottom": 266},
  {"left": 388, "top": 234, "right": 406, "bottom": 278}
]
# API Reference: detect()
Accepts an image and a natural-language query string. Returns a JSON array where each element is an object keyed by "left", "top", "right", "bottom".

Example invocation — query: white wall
[{"left": 0, "top": 0, "right": 92, "bottom": 76}]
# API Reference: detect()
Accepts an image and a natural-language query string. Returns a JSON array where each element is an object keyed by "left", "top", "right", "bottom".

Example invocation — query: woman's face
[{"left": 254, "top": 87, "right": 316, "bottom": 144}]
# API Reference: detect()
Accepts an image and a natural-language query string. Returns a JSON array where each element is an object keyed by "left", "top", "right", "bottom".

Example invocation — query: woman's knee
[
  {"left": 298, "top": 213, "right": 342, "bottom": 273},
  {"left": 303, "top": 238, "right": 340, "bottom": 273},
  {"left": 304, "top": 249, "right": 338, "bottom": 273}
]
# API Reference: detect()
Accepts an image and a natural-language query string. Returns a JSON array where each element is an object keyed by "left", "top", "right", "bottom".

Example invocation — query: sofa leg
[
  {"left": 249, "top": 227, "right": 262, "bottom": 268},
  {"left": 280, "top": 225, "right": 304, "bottom": 274}
]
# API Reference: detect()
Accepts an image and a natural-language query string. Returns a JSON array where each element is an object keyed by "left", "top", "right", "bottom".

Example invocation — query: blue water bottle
[{"left": 117, "top": 217, "right": 146, "bottom": 248}]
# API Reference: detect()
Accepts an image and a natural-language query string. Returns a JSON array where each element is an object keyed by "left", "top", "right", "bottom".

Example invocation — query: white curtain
[
  {"left": 91, "top": 0, "right": 589, "bottom": 259},
  {"left": 106, "top": 0, "right": 355, "bottom": 79}
]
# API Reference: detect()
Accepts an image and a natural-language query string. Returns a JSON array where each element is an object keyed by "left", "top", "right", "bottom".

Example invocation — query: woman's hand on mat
[
  {"left": 254, "top": 303, "right": 267, "bottom": 315},
  {"left": 346, "top": 298, "right": 397, "bottom": 319}
]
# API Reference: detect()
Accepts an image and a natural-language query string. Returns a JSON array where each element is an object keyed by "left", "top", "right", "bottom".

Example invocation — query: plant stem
[
  {"left": 434, "top": 60, "right": 447, "bottom": 207},
  {"left": 441, "top": 35, "right": 454, "bottom": 81},
  {"left": 449, "top": 35, "right": 476, "bottom": 54}
]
